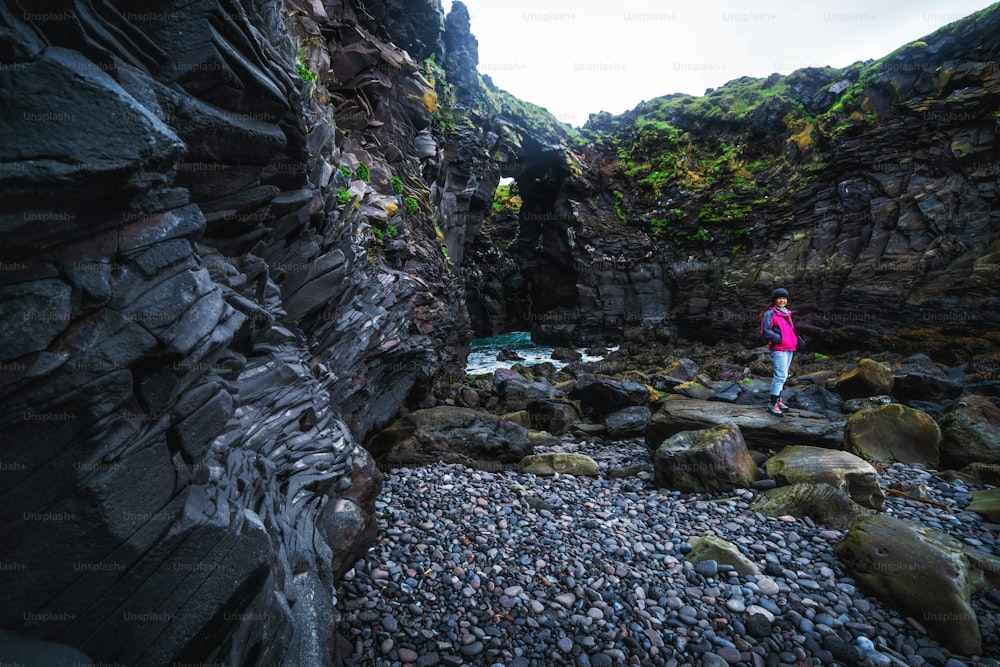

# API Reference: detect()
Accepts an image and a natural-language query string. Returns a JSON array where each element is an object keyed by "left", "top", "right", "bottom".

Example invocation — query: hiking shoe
[
  {"left": 776, "top": 399, "right": 788, "bottom": 410},
  {"left": 767, "top": 403, "right": 784, "bottom": 416}
]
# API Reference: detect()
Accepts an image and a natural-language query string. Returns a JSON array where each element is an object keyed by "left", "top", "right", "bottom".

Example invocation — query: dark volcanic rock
[
  {"left": 646, "top": 396, "right": 845, "bottom": 450},
  {"left": 526, "top": 399, "right": 580, "bottom": 435},
  {"left": 605, "top": 405, "right": 653, "bottom": 439},
  {"left": 365, "top": 406, "right": 532, "bottom": 466},
  {"left": 569, "top": 376, "right": 651, "bottom": 420},
  {"left": 0, "top": 0, "right": 492, "bottom": 664},
  {"left": 939, "top": 395, "right": 1000, "bottom": 468},
  {"left": 652, "top": 423, "right": 760, "bottom": 492}
]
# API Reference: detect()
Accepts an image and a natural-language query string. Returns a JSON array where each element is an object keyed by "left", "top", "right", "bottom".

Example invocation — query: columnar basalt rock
[{"left": 0, "top": 0, "right": 507, "bottom": 664}]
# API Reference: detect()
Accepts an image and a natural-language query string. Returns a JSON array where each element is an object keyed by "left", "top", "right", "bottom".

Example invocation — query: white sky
[{"left": 442, "top": 0, "right": 997, "bottom": 126}]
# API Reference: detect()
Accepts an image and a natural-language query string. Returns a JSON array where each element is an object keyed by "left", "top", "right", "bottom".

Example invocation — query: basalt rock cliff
[
  {"left": 0, "top": 0, "right": 566, "bottom": 664},
  {"left": 466, "top": 5, "right": 1000, "bottom": 361},
  {"left": 2, "top": 0, "right": 1000, "bottom": 665}
]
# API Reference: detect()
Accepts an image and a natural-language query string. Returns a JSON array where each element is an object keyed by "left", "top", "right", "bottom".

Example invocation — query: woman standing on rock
[{"left": 761, "top": 288, "right": 798, "bottom": 415}]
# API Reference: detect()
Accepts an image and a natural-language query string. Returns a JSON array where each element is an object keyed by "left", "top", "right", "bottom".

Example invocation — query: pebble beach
[{"left": 336, "top": 438, "right": 1000, "bottom": 667}]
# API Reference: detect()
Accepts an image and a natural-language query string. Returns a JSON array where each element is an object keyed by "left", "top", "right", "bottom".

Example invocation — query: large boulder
[
  {"left": 765, "top": 445, "right": 885, "bottom": 509},
  {"left": 844, "top": 404, "right": 941, "bottom": 466},
  {"left": 518, "top": 452, "right": 599, "bottom": 477},
  {"left": 891, "top": 353, "right": 962, "bottom": 404},
  {"left": 366, "top": 406, "right": 532, "bottom": 466},
  {"left": 686, "top": 535, "right": 761, "bottom": 575},
  {"left": 646, "top": 396, "right": 844, "bottom": 450},
  {"left": 653, "top": 423, "right": 759, "bottom": 493},
  {"left": 495, "top": 369, "right": 555, "bottom": 411},
  {"left": 966, "top": 488, "right": 1000, "bottom": 523},
  {"left": 525, "top": 399, "right": 579, "bottom": 436},
  {"left": 568, "top": 376, "right": 651, "bottom": 420},
  {"left": 835, "top": 514, "right": 1000, "bottom": 656},
  {"left": 751, "top": 483, "right": 873, "bottom": 530},
  {"left": 605, "top": 405, "right": 653, "bottom": 439},
  {"left": 939, "top": 396, "right": 1000, "bottom": 468},
  {"left": 832, "top": 358, "right": 894, "bottom": 399}
]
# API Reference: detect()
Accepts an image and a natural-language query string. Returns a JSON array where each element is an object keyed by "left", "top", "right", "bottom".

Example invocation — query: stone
[
  {"left": 835, "top": 514, "right": 1000, "bottom": 655},
  {"left": 525, "top": 399, "right": 580, "bottom": 436},
  {"left": 939, "top": 396, "right": 1000, "bottom": 468},
  {"left": 495, "top": 369, "right": 555, "bottom": 411},
  {"left": 366, "top": 406, "right": 532, "bottom": 466},
  {"left": 604, "top": 405, "right": 653, "bottom": 439},
  {"left": 0, "top": 280, "right": 72, "bottom": 361},
  {"left": 518, "top": 452, "right": 599, "bottom": 477},
  {"left": 966, "top": 488, "right": 1000, "bottom": 522},
  {"left": 937, "top": 462, "right": 1000, "bottom": 485},
  {"left": 844, "top": 403, "right": 941, "bottom": 466},
  {"left": 891, "top": 354, "right": 961, "bottom": 403},
  {"left": 497, "top": 348, "right": 524, "bottom": 361},
  {"left": 842, "top": 395, "right": 897, "bottom": 413},
  {"left": 751, "top": 483, "right": 873, "bottom": 530},
  {"left": 645, "top": 396, "right": 844, "bottom": 451},
  {"left": 686, "top": 535, "right": 761, "bottom": 575},
  {"left": 551, "top": 346, "right": 582, "bottom": 361},
  {"left": 653, "top": 423, "right": 760, "bottom": 493},
  {"left": 765, "top": 445, "right": 885, "bottom": 509},
  {"left": 833, "top": 359, "right": 895, "bottom": 399},
  {"left": 568, "top": 376, "right": 651, "bottom": 420}
]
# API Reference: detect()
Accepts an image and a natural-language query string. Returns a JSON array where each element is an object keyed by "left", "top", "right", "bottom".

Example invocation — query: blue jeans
[{"left": 771, "top": 350, "right": 793, "bottom": 396}]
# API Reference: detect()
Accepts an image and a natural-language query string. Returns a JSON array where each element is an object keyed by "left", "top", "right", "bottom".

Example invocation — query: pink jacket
[{"left": 762, "top": 306, "right": 797, "bottom": 351}]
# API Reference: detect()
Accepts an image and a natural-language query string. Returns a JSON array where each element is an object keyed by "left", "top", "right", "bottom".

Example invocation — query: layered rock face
[
  {"left": 0, "top": 0, "right": 519, "bottom": 664},
  {"left": 465, "top": 8, "right": 1000, "bottom": 353}
]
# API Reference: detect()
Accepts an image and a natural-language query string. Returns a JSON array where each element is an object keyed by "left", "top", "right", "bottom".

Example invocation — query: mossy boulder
[
  {"left": 834, "top": 514, "right": 1000, "bottom": 656},
  {"left": 518, "top": 452, "right": 600, "bottom": 476},
  {"left": 751, "top": 483, "right": 872, "bottom": 530},
  {"left": 686, "top": 535, "right": 760, "bottom": 575},
  {"left": 653, "top": 423, "right": 759, "bottom": 492},
  {"left": 844, "top": 403, "right": 941, "bottom": 466},
  {"left": 966, "top": 488, "right": 1000, "bottom": 523},
  {"left": 833, "top": 359, "right": 894, "bottom": 399},
  {"left": 765, "top": 445, "right": 885, "bottom": 509},
  {"left": 936, "top": 462, "right": 1000, "bottom": 485},
  {"left": 939, "top": 396, "right": 1000, "bottom": 469}
]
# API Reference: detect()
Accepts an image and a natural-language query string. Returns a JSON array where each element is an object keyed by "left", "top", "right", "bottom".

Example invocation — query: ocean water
[{"left": 465, "top": 331, "right": 609, "bottom": 376}]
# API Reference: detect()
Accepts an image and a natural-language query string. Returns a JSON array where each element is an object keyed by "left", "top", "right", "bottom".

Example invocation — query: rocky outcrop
[
  {"left": 0, "top": 0, "right": 547, "bottom": 664},
  {"left": 365, "top": 406, "right": 532, "bottom": 467},
  {"left": 646, "top": 396, "right": 845, "bottom": 450},
  {"left": 464, "top": 7, "right": 1000, "bottom": 357}
]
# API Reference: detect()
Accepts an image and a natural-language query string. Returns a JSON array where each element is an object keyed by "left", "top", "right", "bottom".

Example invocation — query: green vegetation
[
  {"left": 404, "top": 196, "right": 419, "bottom": 215},
  {"left": 492, "top": 182, "right": 522, "bottom": 214},
  {"left": 336, "top": 189, "right": 351, "bottom": 206},
  {"left": 339, "top": 165, "right": 351, "bottom": 180},
  {"left": 356, "top": 162, "right": 370, "bottom": 182},
  {"left": 371, "top": 227, "right": 383, "bottom": 240},
  {"left": 386, "top": 225, "right": 398, "bottom": 237},
  {"left": 391, "top": 175, "right": 404, "bottom": 194},
  {"left": 296, "top": 46, "right": 317, "bottom": 93}
]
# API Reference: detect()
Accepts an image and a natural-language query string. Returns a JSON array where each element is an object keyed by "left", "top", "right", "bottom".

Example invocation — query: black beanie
[{"left": 772, "top": 288, "right": 789, "bottom": 301}]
